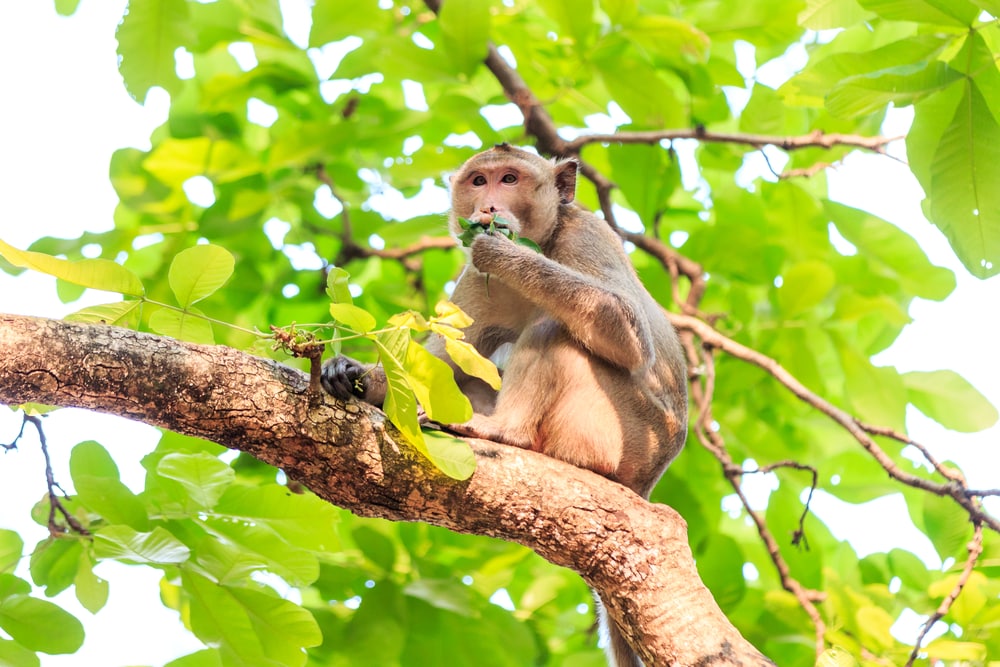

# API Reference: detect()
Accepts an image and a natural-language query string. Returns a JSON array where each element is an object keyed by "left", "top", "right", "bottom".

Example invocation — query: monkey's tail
[{"left": 596, "top": 594, "right": 643, "bottom": 667}]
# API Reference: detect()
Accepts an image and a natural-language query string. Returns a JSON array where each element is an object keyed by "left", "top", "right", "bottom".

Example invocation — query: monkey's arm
[
  {"left": 320, "top": 356, "right": 388, "bottom": 406},
  {"left": 470, "top": 233, "right": 654, "bottom": 373}
]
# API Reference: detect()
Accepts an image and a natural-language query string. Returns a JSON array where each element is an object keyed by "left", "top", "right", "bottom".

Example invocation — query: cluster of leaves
[
  {"left": 0, "top": 238, "right": 492, "bottom": 480},
  {"left": 2, "top": 431, "right": 581, "bottom": 666},
  {"left": 0, "top": 0, "right": 997, "bottom": 665},
  {"left": 455, "top": 215, "right": 542, "bottom": 253}
]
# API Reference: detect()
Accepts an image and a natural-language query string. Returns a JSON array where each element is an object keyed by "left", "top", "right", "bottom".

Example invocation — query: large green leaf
[
  {"left": 149, "top": 306, "right": 216, "bottom": 344},
  {"left": 157, "top": 452, "right": 236, "bottom": 509},
  {"left": 798, "top": 0, "right": 873, "bottom": 29},
  {"left": 70, "top": 440, "right": 149, "bottom": 529},
  {"left": 94, "top": 525, "right": 191, "bottom": 565},
  {"left": 0, "top": 531, "right": 21, "bottom": 574},
  {"left": 925, "top": 85, "right": 1000, "bottom": 278},
  {"left": 0, "top": 593, "right": 84, "bottom": 654},
  {"left": 538, "top": 0, "right": 596, "bottom": 48},
  {"left": 185, "top": 572, "right": 321, "bottom": 667},
  {"left": 29, "top": 539, "right": 81, "bottom": 598},
  {"left": 920, "top": 493, "right": 973, "bottom": 561},
  {"left": 857, "top": 0, "right": 980, "bottom": 25},
  {"left": 403, "top": 340, "right": 472, "bottom": 424},
  {"left": 903, "top": 370, "right": 998, "bottom": 432},
  {"left": 777, "top": 261, "right": 836, "bottom": 316},
  {"left": 0, "top": 638, "right": 40, "bottom": 667},
  {"left": 438, "top": 0, "right": 490, "bottom": 77},
  {"left": 213, "top": 485, "right": 342, "bottom": 552},
  {"left": 0, "top": 238, "right": 144, "bottom": 297},
  {"left": 168, "top": 244, "right": 235, "bottom": 308},
  {"left": 826, "top": 62, "right": 961, "bottom": 118},
  {"left": 116, "top": 0, "right": 193, "bottom": 102}
]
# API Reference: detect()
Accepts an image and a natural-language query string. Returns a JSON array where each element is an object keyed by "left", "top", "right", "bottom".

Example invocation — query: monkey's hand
[
  {"left": 320, "top": 356, "right": 387, "bottom": 406},
  {"left": 470, "top": 231, "right": 523, "bottom": 274}
]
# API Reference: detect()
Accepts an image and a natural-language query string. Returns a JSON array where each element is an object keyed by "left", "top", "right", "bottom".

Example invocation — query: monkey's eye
[
  {"left": 472, "top": 175, "right": 487, "bottom": 186},
  {"left": 501, "top": 173, "right": 518, "bottom": 184}
]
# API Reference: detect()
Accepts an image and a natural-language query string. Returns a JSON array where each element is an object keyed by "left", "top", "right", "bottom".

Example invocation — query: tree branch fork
[{"left": 0, "top": 313, "right": 771, "bottom": 667}]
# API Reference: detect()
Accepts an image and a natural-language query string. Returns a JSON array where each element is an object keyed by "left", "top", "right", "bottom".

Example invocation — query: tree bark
[{"left": 0, "top": 313, "right": 772, "bottom": 667}]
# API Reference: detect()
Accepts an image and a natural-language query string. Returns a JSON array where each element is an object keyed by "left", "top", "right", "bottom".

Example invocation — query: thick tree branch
[{"left": 0, "top": 313, "right": 772, "bottom": 667}]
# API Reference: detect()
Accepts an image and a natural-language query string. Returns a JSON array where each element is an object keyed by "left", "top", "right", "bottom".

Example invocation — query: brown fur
[{"left": 322, "top": 144, "right": 688, "bottom": 666}]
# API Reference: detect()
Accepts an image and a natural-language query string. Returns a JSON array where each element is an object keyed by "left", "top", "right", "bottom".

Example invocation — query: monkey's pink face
[{"left": 456, "top": 166, "right": 530, "bottom": 234}]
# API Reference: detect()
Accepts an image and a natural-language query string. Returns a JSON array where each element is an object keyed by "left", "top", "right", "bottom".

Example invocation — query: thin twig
[
  {"left": 669, "top": 312, "right": 1000, "bottom": 535},
  {"left": 21, "top": 415, "right": 89, "bottom": 536},
  {"left": 685, "top": 340, "right": 827, "bottom": 655},
  {"left": 564, "top": 128, "right": 903, "bottom": 155},
  {"left": 904, "top": 522, "right": 984, "bottom": 667}
]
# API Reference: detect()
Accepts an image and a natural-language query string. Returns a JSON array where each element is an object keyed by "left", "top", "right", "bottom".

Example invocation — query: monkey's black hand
[{"left": 320, "top": 355, "right": 367, "bottom": 400}]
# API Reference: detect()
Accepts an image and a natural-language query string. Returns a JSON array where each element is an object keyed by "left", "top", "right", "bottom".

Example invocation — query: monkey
[{"left": 322, "top": 143, "right": 688, "bottom": 667}]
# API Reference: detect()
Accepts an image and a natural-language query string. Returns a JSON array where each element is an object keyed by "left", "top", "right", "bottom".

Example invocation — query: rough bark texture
[{"left": 0, "top": 313, "right": 772, "bottom": 666}]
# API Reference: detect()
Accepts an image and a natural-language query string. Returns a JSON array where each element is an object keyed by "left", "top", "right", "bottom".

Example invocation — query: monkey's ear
[{"left": 554, "top": 159, "right": 578, "bottom": 204}]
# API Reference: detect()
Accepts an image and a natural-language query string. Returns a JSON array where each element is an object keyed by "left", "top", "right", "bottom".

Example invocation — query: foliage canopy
[{"left": 1, "top": 0, "right": 999, "bottom": 666}]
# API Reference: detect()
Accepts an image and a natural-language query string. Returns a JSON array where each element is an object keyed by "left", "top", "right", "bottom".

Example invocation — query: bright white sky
[{"left": 0, "top": 2, "right": 998, "bottom": 665}]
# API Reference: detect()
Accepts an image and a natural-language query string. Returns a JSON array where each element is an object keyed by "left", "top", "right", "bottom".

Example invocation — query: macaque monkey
[{"left": 322, "top": 143, "right": 688, "bottom": 667}]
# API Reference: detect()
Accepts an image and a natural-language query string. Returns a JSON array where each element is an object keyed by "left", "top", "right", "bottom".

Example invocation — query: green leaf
[
  {"left": 74, "top": 550, "right": 109, "bottom": 614},
  {"left": 329, "top": 302, "right": 377, "bottom": 333},
  {"left": 403, "top": 578, "right": 480, "bottom": 617},
  {"left": 404, "top": 341, "right": 473, "bottom": 424},
  {"left": 442, "top": 337, "right": 502, "bottom": 391},
  {"left": 157, "top": 452, "right": 236, "bottom": 509},
  {"left": 0, "top": 238, "right": 144, "bottom": 297},
  {"left": 921, "top": 493, "right": 972, "bottom": 561},
  {"left": 0, "top": 594, "right": 84, "bottom": 654},
  {"left": 826, "top": 62, "right": 961, "bottom": 118},
  {"left": 777, "top": 261, "right": 836, "bottom": 316},
  {"left": 352, "top": 525, "right": 397, "bottom": 573},
  {"left": 903, "top": 370, "right": 998, "bottom": 432},
  {"left": 168, "top": 244, "right": 235, "bottom": 308},
  {"left": 431, "top": 301, "right": 474, "bottom": 330},
  {"left": 923, "top": 639, "right": 987, "bottom": 660},
  {"left": 857, "top": 0, "right": 979, "bottom": 25},
  {"left": 538, "top": 0, "right": 595, "bottom": 47},
  {"left": 185, "top": 572, "right": 321, "bottom": 667},
  {"left": 94, "top": 525, "right": 191, "bottom": 565},
  {"left": 856, "top": 605, "right": 895, "bottom": 650},
  {"left": 0, "top": 638, "right": 40, "bottom": 667},
  {"left": 213, "top": 485, "right": 342, "bottom": 552},
  {"left": 816, "top": 646, "right": 860, "bottom": 667},
  {"left": 421, "top": 429, "right": 477, "bottom": 481},
  {"left": 65, "top": 300, "right": 142, "bottom": 327},
  {"left": 375, "top": 329, "right": 425, "bottom": 449},
  {"left": 837, "top": 342, "right": 907, "bottom": 430},
  {"left": 144, "top": 138, "right": 258, "bottom": 185},
  {"left": 149, "top": 305, "right": 216, "bottom": 344},
  {"left": 115, "top": 0, "right": 193, "bottom": 102},
  {"left": 825, "top": 200, "right": 955, "bottom": 300},
  {"left": 53, "top": 0, "right": 81, "bottom": 16},
  {"left": 0, "top": 530, "right": 22, "bottom": 574},
  {"left": 197, "top": 521, "right": 319, "bottom": 587},
  {"left": 621, "top": 15, "right": 709, "bottom": 62},
  {"left": 926, "top": 85, "right": 1000, "bottom": 278},
  {"left": 325, "top": 267, "right": 353, "bottom": 304},
  {"left": 70, "top": 440, "right": 149, "bottom": 529},
  {"left": 164, "top": 649, "right": 223, "bottom": 667},
  {"left": 694, "top": 534, "right": 746, "bottom": 609},
  {"left": 29, "top": 539, "right": 81, "bottom": 598},
  {"left": 438, "top": 0, "right": 490, "bottom": 76},
  {"left": 798, "top": 0, "right": 872, "bottom": 29},
  {"left": 600, "top": 0, "right": 638, "bottom": 24},
  {"left": 608, "top": 143, "right": 679, "bottom": 224}
]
